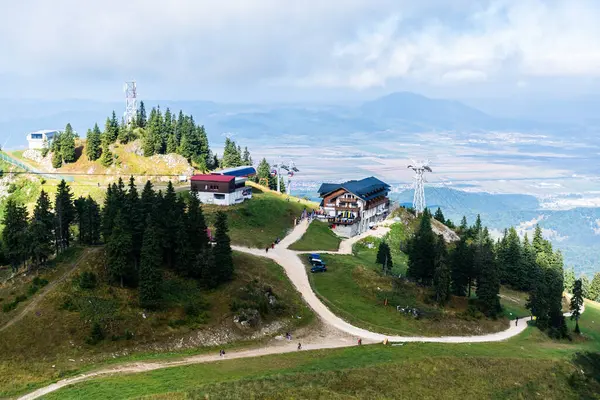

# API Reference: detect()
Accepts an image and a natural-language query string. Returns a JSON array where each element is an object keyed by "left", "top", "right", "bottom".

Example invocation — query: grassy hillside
[
  {"left": 0, "top": 249, "right": 314, "bottom": 397},
  {"left": 200, "top": 188, "right": 316, "bottom": 249},
  {"left": 289, "top": 220, "right": 341, "bottom": 251},
  {"left": 44, "top": 302, "right": 600, "bottom": 399}
]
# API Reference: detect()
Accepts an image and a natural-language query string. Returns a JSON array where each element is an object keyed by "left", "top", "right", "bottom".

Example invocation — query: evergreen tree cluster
[
  {"left": 1, "top": 181, "right": 95, "bottom": 273},
  {"left": 565, "top": 266, "right": 600, "bottom": 302},
  {"left": 0, "top": 177, "right": 236, "bottom": 310},
  {"left": 406, "top": 208, "right": 569, "bottom": 336},
  {"left": 255, "top": 158, "right": 285, "bottom": 193},
  {"left": 221, "top": 137, "right": 252, "bottom": 168},
  {"left": 50, "top": 123, "right": 77, "bottom": 168},
  {"left": 101, "top": 179, "right": 235, "bottom": 308}
]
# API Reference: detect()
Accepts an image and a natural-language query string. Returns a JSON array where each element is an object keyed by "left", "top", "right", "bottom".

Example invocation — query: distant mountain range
[{"left": 1, "top": 91, "right": 593, "bottom": 149}]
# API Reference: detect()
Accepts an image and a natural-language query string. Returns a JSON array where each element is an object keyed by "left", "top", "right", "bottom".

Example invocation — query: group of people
[{"left": 265, "top": 237, "right": 281, "bottom": 253}]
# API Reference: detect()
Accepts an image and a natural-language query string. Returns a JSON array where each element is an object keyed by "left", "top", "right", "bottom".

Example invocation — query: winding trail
[
  {"left": 17, "top": 220, "right": 577, "bottom": 399},
  {"left": 0, "top": 248, "right": 98, "bottom": 333}
]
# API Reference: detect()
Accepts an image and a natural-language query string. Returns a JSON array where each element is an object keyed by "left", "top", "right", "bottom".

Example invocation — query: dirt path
[{"left": 0, "top": 248, "right": 97, "bottom": 333}]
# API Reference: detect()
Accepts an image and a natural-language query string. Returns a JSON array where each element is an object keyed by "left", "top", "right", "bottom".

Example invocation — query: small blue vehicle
[
  {"left": 308, "top": 253, "right": 322, "bottom": 264},
  {"left": 310, "top": 262, "right": 327, "bottom": 273}
]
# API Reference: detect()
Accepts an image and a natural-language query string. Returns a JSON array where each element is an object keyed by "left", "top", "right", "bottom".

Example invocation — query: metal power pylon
[
  {"left": 408, "top": 161, "right": 432, "bottom": 214},
  {"left": 124, "top": 81, "right": 137, "bottom": 125}
]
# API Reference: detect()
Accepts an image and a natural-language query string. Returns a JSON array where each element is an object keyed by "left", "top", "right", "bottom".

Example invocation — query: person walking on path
[
  {"left": 515, "top": 317, "right": 519, "bottom": 326},
  {"left": 357, "top": 338, "right": 362, "bottom": 345},
  {"left": 297, "top": 343, "right": 302, "bottom": 350},
  {"left": 271, "top": 242, "right": 275, "bottom": 249}
]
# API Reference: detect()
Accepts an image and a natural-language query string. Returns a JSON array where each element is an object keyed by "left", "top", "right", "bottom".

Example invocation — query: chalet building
[
  {"left": 190, "top": 166, "right": 256, "bottom": 206},
  {"left": 318, "top": 177, "right": 390, "bottom": 237}
]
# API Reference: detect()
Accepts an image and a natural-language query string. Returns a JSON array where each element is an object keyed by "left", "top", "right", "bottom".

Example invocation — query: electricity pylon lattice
[
  {"left": 408, "top": 161, "right": 432, "bottom": 214},
  {"left": 124, "top": 81, "right": 137, "bottom": 125}
]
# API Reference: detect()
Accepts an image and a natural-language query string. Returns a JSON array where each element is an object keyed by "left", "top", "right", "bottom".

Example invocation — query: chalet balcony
[
  {"left": 327, "top": 216, "right": 360, "bottom": 226},
  {"left": 335, "top": 206, "right": 359, "bottom": 212}
]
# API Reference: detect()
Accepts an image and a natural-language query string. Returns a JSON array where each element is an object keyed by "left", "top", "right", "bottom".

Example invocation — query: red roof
[{"left": 190, "top": 174, "right": 234, "bottom": 183}]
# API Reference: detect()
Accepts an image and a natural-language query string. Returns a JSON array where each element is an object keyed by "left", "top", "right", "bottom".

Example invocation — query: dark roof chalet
[{"left": 318, "top": 177, "right": 390, "bottom": 202}]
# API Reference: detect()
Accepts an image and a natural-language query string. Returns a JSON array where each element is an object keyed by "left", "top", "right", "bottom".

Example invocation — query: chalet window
[{"left": 214, "top": 194, "right": 225, "bottom": 199}]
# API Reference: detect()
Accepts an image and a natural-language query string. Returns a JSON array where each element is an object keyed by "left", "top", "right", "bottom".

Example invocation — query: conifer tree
[
  {"left": 433, "top": 235, "right": 451, "bottom": 305},
  {"left": 213, "top": 211, "right": 234, "bottom": 284},
  {"left": 459, "top": 216, "right": 468, "bottom": 232},
  {"left": 407, "top": 210, "right": 436, "bottom": 285},
  {"left": 139, "top": 215, "right": 162, "bottom": 309},
  {"left": 174, "top": 214, "right": 193, "bottom": 275},
  {"left": 187, "top": 193, "right": 209, "bottom": 252},
  {"left": 581, "top": 274, "right": 591, "bottom": 299},
  {"left": 61, "top": 123, "right": 76, "bottom": 163},
  {"left": 570, "top": 279, "right": 584, "bottom": 334},
  {"left": 86, "top": 123, "right": 102, "bottom": 161},
  {"left": 376, "top": 241, "right": 393, "bottom": 275},
  {"left": 104, "top": 116, "right": 116, "bottom": 144},
  {"left": 256, "top": 158, "right": 271, "bottom": 186},
  {"left": 160, "top": 181, "right": 179, "bottom": 268},
  {"left": 30, "top": 190, "right": 54, "bottom": 268},
  {"left": 51, "top": 146, "right": 63, "bottom": 168},
  {"left": 197, "top": 247, "right": 217, "bottom": 288},
  {"left": 106, "top": 211, "right": 133, "bottom": 287},
  {"left": 99, "top": 138, "right": 113, "bottom": 167},
  {"left": 433, "top": 207, "right": 445, "bottom": 224},
  {"left": 166, "top": 133, "right": 178, "bottom": 154},
  {"left": 54, "top": 180, "right": 75, "bottom": 253},
  {"left": 136, "top": 101, "right": 147, "bottom": 128},
  {"left": 450, "top": 236, "right": 471, "bottom": 296},
  {"left": 140, "top": 180, "right": 155, "bottom": 229},
  {"left": 2, "top": 199, "right": 29, "bottom": 272},
  {"left": 242, "top": 147, "right": 252, "bottom": 165},
  {"left": 475, "top": 229, "right": 501, "bottom": 316},
  {"left": 125, "top": 176, "right": 143, "bottom": 264},
  {"left": 564, "top": 266, "right": 576, "bottom": 293},
  {"left": 590, "top": 272, "right": 600, "bottom": 301}
]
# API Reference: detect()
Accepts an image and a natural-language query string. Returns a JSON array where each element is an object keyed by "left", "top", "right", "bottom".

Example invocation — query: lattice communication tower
[{"left": 124, "top": 81, "right": 137, "bottom": 125}]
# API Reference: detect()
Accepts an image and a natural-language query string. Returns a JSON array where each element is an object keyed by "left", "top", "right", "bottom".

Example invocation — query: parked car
[
  {"left": 308, "top": 253, "right": 322, "bottom": 264},
  {"left": 310, "top": 263, "right": 327, "bottom": 273}
]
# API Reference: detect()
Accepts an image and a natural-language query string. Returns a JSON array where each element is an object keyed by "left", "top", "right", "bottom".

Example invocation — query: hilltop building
[
  {"left": 190, "top": 166, "right": 256, "bottom": 206},
  {"left": 27, "top": 130, "right": 59, "bottom": 149},
  {"left": 318, "top": 177, "right": 390, "bottom": 237}
]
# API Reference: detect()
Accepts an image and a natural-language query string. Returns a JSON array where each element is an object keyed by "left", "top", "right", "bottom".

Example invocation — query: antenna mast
[
  {"left": 408, "top": 161, "right": 432, "bottom": 214},
  {"left": 124, "top": 81, "right": 137, "bottom": 125}
]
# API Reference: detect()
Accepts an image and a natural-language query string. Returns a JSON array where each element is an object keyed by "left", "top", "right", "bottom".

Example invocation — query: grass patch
[
  {"left": 289, "top": 220, "right": 341, "bottom": 251},
  {"left": 305, "top": 247, "right": 510, "bottom": 336},
  {"left": 202, "top": 188, "right": 315, "bottom": 248},
  {"left": 43, "top": 310, "right": 600, "bottom": 400},
  {"left": 0, "top": 250, "right": 314, "bottom": 397}
]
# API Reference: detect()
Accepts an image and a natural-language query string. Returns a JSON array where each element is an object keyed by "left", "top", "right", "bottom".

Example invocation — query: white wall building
[{"left": 27, "top": 130, "right": 59, "bottom": 150}]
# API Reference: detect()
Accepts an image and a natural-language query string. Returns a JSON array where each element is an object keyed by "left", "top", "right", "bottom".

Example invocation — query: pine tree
[
  {"left": 143, "top": 107, "right": 158, "bottom": 156},
  {"left": 589, "top": 273, "right": 600, "bottom": 301},
  {"left": 450, "top": 236, "right": 470, "bottom": 296},
  {"left": 242, "top": 147, "right": 252, "bottom": 165},
  {"left": 166, "top": 133, "right": 178, "bottom": 154},
  {"left": 86, "top": 123, "right": 102, "bottom": 161},
  {"left": 104, "top": 116, "right": 116, "bottom": 144},
  {"left": 106, "top": 211, "right": 133, "bottom": 287},
  {"left": 407, "top": 211, "right": 436, "bottom": 285},
  {"left": 140, "top": 180, "right": 155, "bottom": 229},
  {"left": 187, "top": 192, "right": 209, "bottom": 253},
  {"left": 197, "top": 248, "right": 217, "bottom": 288},
  {"left": 570, "top": 279, "right": 584, "bottom": 334},
  {"left": 174, "top": 214, "right": 193, "bottom": 276},
  {"left": 503, "top": 227, "right": 524, "bottom": 289},
  {"left": 256, "top": 158, "right": 271, "bottom": 186},
  {"left": 54, "top": 180, "right": 75, "bottom": 253},
  {"left": 136, "top": 101, "right": 147, "bottom": 128},
  {"left": 376, "top": 241, "right": 393, "bottom": 275},
  {"left": 125, "top": 176, "right": 143, "bottom": 264},
  {"left": 564, "top": 266, "right": 576, "bottom": 293},
  {"left": 279, "top": 176, "right": 286, "bottom": 193},
  {"left": 521, "top": 234, "right": 537, "bottom": 292},
  {"left": 139, "top": 215, "right": 162, "bottom": 309},
  {"left": 160, "top": 181, "right": 179, "bottom": 268},
  {"left": 29, "top": 190, "right": 54, "bottom": 268},
  {"left": 213, "top": 211, "right": 234, "bottom": 285},
  {"left": 433, "top": 235, "right": 451, "bottom": 305},
  {"left": 459, "top": 216, "right": 468, "bottom": 233},
  {"left": 87, "top": 196, "right": 101, "bottom": 244},
  {"left": 433, "top": 207, "right": 445, "bottom": 224},
  {"left": 581, "top": 274, "right": 591, "bottom": 299},
  {"left": 152, "top": 107, "right": 165, "bottom": 155},
  {"left": 99, "top": 137, "right": 113, "bottom": 167},
  {"left": 61, "top": 123, "right": 76, "bottom": 163},
  {"left": 51, "top": 147, "right": 63, "bottom": 168},
  {"left": 117, "top": 117, "right": 129, "bottom": 144},
  {"left": 2, "top": 199, "right": 29, "bottom": 272},
  {"left": 475, "top": 229, "right": 501, "bottom": 317},
  {"left": 221, "top": 138, "right": 243, "bottom": 168}
]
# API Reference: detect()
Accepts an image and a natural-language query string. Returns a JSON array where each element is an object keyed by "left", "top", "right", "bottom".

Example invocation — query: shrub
[
  {"left": 2, "top": 302, "right": 17, "bottom": 313},
  {"left": 86, "top": 322, "right": 104, "bottom": 345},
  {"left": 41, "top": 148, "right": 49, "bottom": 158},
  {"left": 60, "top": 296, "right": 78, "bottom": 311},
  {"left": 27, "top": 285, "right": 40, "bottom": 296},
  {"left": 32, "top": 277, "right": 49, "bottom": 287},
  {"left": 7, "top": 183, "right": 17, "bottom": 193},
  {"left": 15, "top": 294, "right": 27, "bottom": 303},
  {"left": 77, "top": 271, "right": 97, "bottom": 290}
]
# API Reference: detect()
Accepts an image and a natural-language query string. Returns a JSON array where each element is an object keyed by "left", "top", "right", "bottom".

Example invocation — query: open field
[
  {"left": 43, "top": 301, "right": 600, "bottom": 399},
  {"left": 0, "top": 250, "right": 314, "bottom": 397},
  {"left": 288, "top": 220, "right": 341, "bottom": 251}
]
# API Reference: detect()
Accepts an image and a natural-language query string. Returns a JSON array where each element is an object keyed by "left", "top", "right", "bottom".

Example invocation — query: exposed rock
[
  {"left": 23, "top": 149, "right": 43, "bottom": 163},
  {"left": 431, "top": 219, "right": 460, "bottom": 242},
  {"left": 233, "top": 308, "right": 261, "bottom": 328}
]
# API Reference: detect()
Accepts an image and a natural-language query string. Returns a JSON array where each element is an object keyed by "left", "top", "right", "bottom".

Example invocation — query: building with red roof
[{"left": 190, "top": 174, "right": 253, "bottom": 206}]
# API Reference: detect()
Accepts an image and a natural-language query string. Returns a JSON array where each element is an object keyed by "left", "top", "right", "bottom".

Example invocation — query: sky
[{"left": 1, "top": 0, "right": 600, "bottom": 102}]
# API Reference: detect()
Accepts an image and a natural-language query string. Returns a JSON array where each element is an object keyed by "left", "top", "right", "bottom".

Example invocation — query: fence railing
[{"left": 0, "top": 151, "right": 74, "bottom": 182}]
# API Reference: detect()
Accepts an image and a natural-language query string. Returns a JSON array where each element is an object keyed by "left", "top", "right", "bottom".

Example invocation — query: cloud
[{"left": 1, "top": 0, "right": 600, "bottom": 97}]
